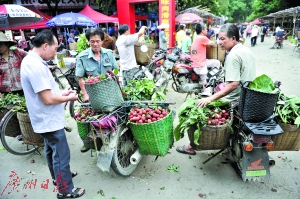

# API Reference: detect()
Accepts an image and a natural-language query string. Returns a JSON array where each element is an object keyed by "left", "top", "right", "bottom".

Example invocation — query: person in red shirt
[
  {"left": 0, "top": 32, "right": 27, "bottom": 95},
  {"left": 190, "top": 22, "right": 220, "bottom": 95}
]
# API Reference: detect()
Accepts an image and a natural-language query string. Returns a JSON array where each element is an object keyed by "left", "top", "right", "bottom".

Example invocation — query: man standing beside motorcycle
[
  {"left": 190, "top": 22, "right": 220, "bottom": 96},
  {"left": 116, "top": 24, "right": 147, "bottom": 85},
  {"left": 176, "top": 23, "right": 256, "bottom": 155}
]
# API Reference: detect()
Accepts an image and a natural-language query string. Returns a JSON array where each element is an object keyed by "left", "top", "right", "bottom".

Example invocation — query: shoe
[
  {"left": 200, "top": 91, "right": 212, "bottom": 97},
  {"left": 53, "top": 171, "right": 78, "bottom": 186},
  {"left": 80, "top": 145, "right": 90, "bottom": 153},
  {"left": 57, "top": 187, "right": 85, "bottom": 199},
  {"left": 176, "top": 145, "right": 196, "bottom": 155},
  {"left": 17, "top": 135, "right": 23, "bottom": 141}
]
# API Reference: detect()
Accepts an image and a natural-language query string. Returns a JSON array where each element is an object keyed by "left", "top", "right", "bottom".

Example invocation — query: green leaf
[
  {"left": 174, "top": 120, "right": 184, "bottom": 141},
  {"left": 294, "top": 116, "right": 300, "bottom": 125},
  {"left": 113, "top": 68, "right": 119, "bottom": 75},
  {"left": 99, "top": 189, "right": 105, "bottom": 196},
  {"left": 160, "top": 187, "right": 165, "bottom": 190},
  {"left": 193, "top": 128, "right": 200, "bottom": 145},
  {"left": 248, "top": 74, "right": 275, "bottom": 93},
  {"left": 0, "top": 147, "right": 5, "bottom": 151},
  {"left": 207, "top": 99, "right": 229, "bottom": 108}
]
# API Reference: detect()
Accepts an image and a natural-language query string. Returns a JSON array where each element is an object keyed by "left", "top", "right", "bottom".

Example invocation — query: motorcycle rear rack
[{"left": 244, "top": 120, "right": 283, "bottom": 136}]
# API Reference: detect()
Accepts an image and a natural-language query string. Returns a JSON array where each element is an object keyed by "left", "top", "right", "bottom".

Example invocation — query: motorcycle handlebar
[{"left": 206, "top": 78, "right": 216, "bottom": 88}]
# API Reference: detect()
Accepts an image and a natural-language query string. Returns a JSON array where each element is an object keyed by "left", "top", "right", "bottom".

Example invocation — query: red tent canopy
[
  {"left": 0, "top": 5, "right": 52, "bottom": 30},
  {"left": 250, "top": 19, "right": 263, "bottom": 25},
  {"left": 110, "top": 13, "right": 148, "bottom": 21},
  {"left": 79, "top": 5, "right": 118, "bottom": 23}
]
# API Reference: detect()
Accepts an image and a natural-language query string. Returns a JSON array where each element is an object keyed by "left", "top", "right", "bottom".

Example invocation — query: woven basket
[
  {"left": 134, "top": 42, "right": 155, "bottom": 64},
  {"left": 85, "top": 78, "right": 124, "bottom": 112},
  {"left": 69, "top": 43, "right": 77, "bottom": 50},
  {"left": 0, "top": 108, "right": 21, "bottom": 137},
  {"left": 188, "top": 122, "right": 232, "bottom": 151},
  {"left": 206, "top": 45, "right": 226, "bottom": 62},
  {"left": 76, "top": 121, "right": 92, "bottom": 147},
  {"left": 129, "top": 110, "right": 173, "bottom": 156},
  {"left": 17, "top": 112, "right": 44, "bottom": 147},
  {"left": 272, "top": 122, "right": 300, "bottom": 151},
  {"left": 238, "top": 83, "right": 279, "bottom": 122}
]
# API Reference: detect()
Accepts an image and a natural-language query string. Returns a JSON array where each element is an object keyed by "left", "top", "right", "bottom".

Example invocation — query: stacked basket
[
  {"left": 134, "top": 42, "right": 155, "bottom": 64},
  {"left": 76, "top": 121, "right": 93, "bottom": 147},
  {"left": 129, "top": 109, "right": 173, "bottom": 156},
  {"left": 85, "top": 74, "right": 124, "bottom": 113},
  {"left": 188, "top": 111, "right": 233, "bottom": 150},
  {"left": 272, "top": 122, "right": 300, "bottom": 151},
  {"left": 206, "top": 45, "right": 226, "bottom": 62},
  {"left": 188, "top": 122, "right": 232, "bottom": 150},
  {"left": 17, "top": 112, "right": 44, "bottom": 147}
]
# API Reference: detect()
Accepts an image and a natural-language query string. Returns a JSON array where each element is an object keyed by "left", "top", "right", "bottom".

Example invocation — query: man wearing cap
[
  {"left": 181, "top": 29, "right": 192, "bottom": 54},
  {"left": 116, "top": 24, "right": 147, "bottom": 85},
  {"left": 0, "top": 32, "right": 27, "bottom": 94},
  {"left": 176, "top": 24, "right": 186, "bottom": 49},
  {"left": 158, "top": 23, "right": 169, "bottom": 50}
]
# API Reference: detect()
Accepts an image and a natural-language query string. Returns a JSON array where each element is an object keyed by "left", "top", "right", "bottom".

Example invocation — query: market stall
[{"left": 260, "top": 6, "right": 300, "bottom": 38}]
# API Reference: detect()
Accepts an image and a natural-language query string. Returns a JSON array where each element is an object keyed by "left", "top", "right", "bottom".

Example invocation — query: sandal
[
  {"left": 57, "top": 187, "right": 85, "bottom": 199},
  {"left": 53, "top": 171, "right": 78, "bottom": 186},
  {"left": 176, "top": 145, "right": 196, "bottom": 155}
]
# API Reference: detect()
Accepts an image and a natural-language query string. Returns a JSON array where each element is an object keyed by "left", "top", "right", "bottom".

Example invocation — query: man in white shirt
[
  {"left": 250, "top": 25, "right": 259, "bottom": 47},
  {"left": 116, "top": 24, "right": 147, "bottom": 85}
]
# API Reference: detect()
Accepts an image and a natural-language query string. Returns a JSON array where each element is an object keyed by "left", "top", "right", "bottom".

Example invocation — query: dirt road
[{"left": 0, "top": 36, "right": 299, "bottom": 199}]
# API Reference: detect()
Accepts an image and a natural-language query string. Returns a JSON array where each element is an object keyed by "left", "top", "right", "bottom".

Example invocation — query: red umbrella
[
  {"left": 176, "top": 13, "right": 203, "bottom": 24},
  {"left": 0, "top": 4, "right": 43, "bottom": 29}
]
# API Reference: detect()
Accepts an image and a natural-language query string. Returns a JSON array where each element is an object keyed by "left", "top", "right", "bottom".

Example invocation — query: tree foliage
[{"left": 2, "top": 0, "right": 298, "bottom": 24}]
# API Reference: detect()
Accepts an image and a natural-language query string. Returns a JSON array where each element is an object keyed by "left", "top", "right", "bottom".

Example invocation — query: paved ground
[{"left": 0, "top": 36, "right": 300, "bottom": 199}]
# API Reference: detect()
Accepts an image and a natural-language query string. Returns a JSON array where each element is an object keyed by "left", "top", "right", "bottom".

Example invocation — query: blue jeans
[{"left": 40, "top": 129, "right": 74, "bottom": 193}]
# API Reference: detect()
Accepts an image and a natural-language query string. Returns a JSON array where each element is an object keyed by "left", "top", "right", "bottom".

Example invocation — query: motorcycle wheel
[
  {"left": 111, "top": 124, "right": 141, "bottom": 176},
  {"left": 229, "top": 137, "right": 243, "bottom": 176},
  {"left": 273, "top": 42, "right": 280, "bottom": 49}
]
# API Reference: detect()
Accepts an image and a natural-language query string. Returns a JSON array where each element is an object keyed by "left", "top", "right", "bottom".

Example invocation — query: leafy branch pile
[
  {"left": 76, "top": 33, "right": 90, "bottom": 53},
  {"left": 122, "top": 78, "right": 166, "bottom": 101},
  {"left": 174, "top": 98, "right": 230, "bottom": 145},
  {"left": 74, "top": 107, "right": 97, "bottom": 122},
  {"left": 84, "top": 69, "right": 119, "bottom": 84},
  {"left": 248, "top": 74, "right": 279, "bottom": 94},
  {"left": 0, "top": 93, "right": 26, "bottom": 112},
  {"left": 276, "top": 94, "right": 300, "bottom": 125}
]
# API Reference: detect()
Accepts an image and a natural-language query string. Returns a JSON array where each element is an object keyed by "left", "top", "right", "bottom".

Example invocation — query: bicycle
[
  {"left": 0, "top": 108, "right": 40, "bottom": 155},
  {"left": 49, "top": 63, "right": 83, "bottom": 117}
]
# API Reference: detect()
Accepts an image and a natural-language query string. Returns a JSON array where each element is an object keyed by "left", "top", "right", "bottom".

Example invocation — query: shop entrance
[{"left": 116, "top": 0, "right": 175, "bottom": 47}]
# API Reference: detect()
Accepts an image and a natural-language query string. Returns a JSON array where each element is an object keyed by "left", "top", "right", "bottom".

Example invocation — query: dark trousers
[
  {"left": 261, "top": 35, "right": 265, "bottom": 42},
  {"left": 251, "top": 36, "right": 257, "bottom": 46},
  {"left": 40, "top": 129, "right": 74, "bottom": 193}
]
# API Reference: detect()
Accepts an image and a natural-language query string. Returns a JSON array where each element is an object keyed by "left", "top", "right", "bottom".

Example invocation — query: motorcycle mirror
[{"left": 140, "top": 45, "right": 148, "bottom": 53}]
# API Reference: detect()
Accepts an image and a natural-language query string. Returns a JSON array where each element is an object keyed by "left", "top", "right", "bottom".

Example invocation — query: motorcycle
[
  {"left": 171, "top": 58, "right": 224, "bottom": 100},
  {"left": 81, "top": 101, "right": 175, "bottom": 176},
  {"left": 203, "top": 81, "right": 283, "bottom": 181}
]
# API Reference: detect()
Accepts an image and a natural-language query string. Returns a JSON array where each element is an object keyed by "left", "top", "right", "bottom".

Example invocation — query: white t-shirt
[
  {"left": 251, "top": 27, "right": 259, "bottom": 37},
  {"left": 116, "top": 33, "right": 139, "bottom": 71},
  {"left": 20, "top": 51, "right": 65, "bottom": 133}
]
